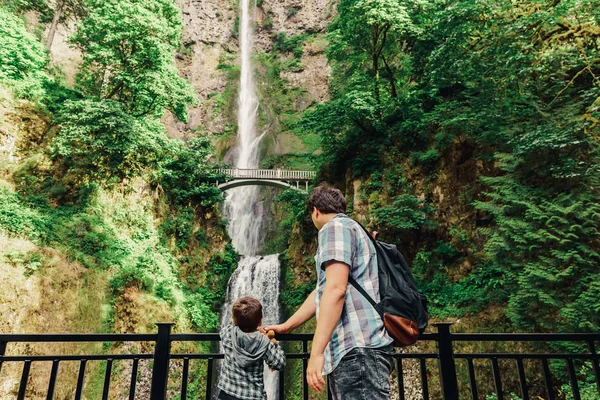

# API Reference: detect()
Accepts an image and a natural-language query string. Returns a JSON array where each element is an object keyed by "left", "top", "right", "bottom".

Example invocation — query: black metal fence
[{"left": 0, "top": 323, "right": 598, "bottom": 399}]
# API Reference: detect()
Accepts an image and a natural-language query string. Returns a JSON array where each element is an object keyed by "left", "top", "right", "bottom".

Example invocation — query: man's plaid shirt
[{"left": 217, "top": 324, "right": 286, "bottom": 400}]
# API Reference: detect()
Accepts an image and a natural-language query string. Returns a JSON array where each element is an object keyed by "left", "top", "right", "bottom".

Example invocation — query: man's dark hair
[
  {"left": 308, "top": 183, "right": 346, "bottom": 214},
  {"left": 232, "top": 297, "right": 263, "bottom": 332}
]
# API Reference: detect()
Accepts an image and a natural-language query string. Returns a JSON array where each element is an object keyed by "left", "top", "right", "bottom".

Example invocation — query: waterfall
[{"left": 219, "top": 0, "right": 282, "bottom": 398}]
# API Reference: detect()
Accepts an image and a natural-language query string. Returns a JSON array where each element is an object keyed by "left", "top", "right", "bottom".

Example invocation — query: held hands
[
  {"left": 262, "top": 322, "right": 291, "bottom": 335},
  {"left": 257, "top": 327, "right": 278, "bottom": 345}
]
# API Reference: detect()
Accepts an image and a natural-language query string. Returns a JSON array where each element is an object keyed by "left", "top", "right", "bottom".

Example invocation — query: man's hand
[
  {"left": 262, "top": 322, "right": 291, "bottom": 334},
  {"left": 306, "top": 353, "right": 326, "bottom": 393},
  {"left": 264, "top": 290, "right": 317, "bottom": 335}
]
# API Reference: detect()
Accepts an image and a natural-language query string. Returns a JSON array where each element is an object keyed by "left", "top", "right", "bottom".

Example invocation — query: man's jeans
[{"left": 328, "top": 345, "right": 395, "bottom": 400}]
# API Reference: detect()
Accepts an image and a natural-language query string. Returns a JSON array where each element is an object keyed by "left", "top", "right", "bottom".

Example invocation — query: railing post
[
  {"left": 150, "top": 323, "right": 174, "bottom": 400},
  {"left": 0, "top": 340, "right": 6, "bottom": 375},
  {"left": 435, "top": 323, "right": 459, "bottom": 400}
]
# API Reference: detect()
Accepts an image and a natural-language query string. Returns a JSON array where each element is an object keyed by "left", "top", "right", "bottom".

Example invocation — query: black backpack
[{"left": 349, "top": 221, "right": 429, "bottom": 346}]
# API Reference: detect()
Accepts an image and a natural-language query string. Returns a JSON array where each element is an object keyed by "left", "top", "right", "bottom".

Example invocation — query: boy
[{"left": 215, "top": 296, "right": 286, "bottom": 400}]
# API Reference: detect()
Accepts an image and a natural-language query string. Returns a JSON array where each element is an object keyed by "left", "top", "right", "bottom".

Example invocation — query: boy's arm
[
  {"left": 263, "top": 342, "right": 286, "bottom": 371},
  {"left": 263, "top": 290, "right": 316, "bottom": 334}
]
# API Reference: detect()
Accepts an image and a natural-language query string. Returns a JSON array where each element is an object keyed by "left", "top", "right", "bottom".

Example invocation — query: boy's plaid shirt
[{"left": 217, "top": 325, "right": 286, "bottom": 400}]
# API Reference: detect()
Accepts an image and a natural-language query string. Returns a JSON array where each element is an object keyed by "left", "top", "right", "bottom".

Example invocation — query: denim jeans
[{"left": 328, "top": 345, "right": 395, "bottom": 400}]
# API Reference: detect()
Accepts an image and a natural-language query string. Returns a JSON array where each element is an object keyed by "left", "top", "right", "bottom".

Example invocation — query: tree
[
  {"left": 157, "top": 137, "right": 224, "bottom": 208},
  {"left": 69, "top": 0, "right": 196, "bottom": 120},
  {"left": 45, "top": 0, "right": 87, "bottom": 50},
  {"left": 331, "top": 0, "right": 422, "bottom": 104},
  {"left": 51, "top": 99, "right": 171, "bottom": 185},
  {"left": 299, "top": 0, "right": 600, "bottom": 334}
]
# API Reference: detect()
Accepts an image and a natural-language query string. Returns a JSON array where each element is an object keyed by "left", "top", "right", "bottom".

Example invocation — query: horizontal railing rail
[
  {"left": 214, "top": 168, "right": 317, "bottom": 181},
  {"left": 0, "top": 323, "right": 598, "bottom": 400}
]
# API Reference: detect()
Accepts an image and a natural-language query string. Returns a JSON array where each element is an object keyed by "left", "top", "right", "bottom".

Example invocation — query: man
[{"left": 265, "top": 184, "right": 394, "bottom": 399}]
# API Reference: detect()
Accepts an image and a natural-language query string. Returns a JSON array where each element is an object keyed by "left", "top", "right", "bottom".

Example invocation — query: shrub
[
  {"left": 0, "top": 184, "right": 49, "bottom": 239},
  {"left": 0, "top": 7, "right": 49, "bottom": 99},
  {"left": 51, "top": 99, "right": 170, "bottom": 186},
  {"left": 110, "top": 265, "right": 154, "bottom": 294}
]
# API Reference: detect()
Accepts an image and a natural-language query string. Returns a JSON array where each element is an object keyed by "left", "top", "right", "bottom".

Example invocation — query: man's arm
[
  {"left": 306, "top": 261, "right": 349, "bottom": 393},
  {"left": 263, "top": 290, "right": 317, "bottom": 334}
]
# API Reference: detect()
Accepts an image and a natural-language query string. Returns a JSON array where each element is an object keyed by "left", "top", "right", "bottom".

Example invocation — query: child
[{"left": 215, "top": 296, "right": 286, "bottom": 400}]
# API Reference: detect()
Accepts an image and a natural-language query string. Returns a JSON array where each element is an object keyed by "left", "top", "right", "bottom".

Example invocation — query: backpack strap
[
  {"left": 342, "top": 216, "right": 383, "bottom": 318},
  {"left": 347, "top": 276, "right": 381, "bottom": 317}
]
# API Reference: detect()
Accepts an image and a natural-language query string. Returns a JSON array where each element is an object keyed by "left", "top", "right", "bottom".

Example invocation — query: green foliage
[
  {"left": 410, "top": 149, "right": 439, "bottom": 169},
  {"left": 51, "top": 99, "right": 170, "bottom": 185},
  {"left": 69, "top": 0, "right": 197, "bottom": 120},
  {"left": 231, "top": 15, "right": 239, "bottom": 38},
  {"left": 272, "top": 32, "right": 307, "bottom": 59},
  {"left": 264, "top": 189, "right": 309, "bottom": 254},
  {"left": 156, "top": 137, "right": 224, "bottom": 208},
  {"left": 0, "top": 0, "right": 50, "bottom": 17},
  {"left": 180, "top": 244, "right": 238, "bottom": 332},
  {"left": 0, "top": 183, "right": 50, "bottom": 238},
  {"left": 280, "top": 281, "right": 313, "bottom": 311},
  {"left": 559, "top": 363, "right": 599, "bottom": 400},
  {"left": 261, "top": 15, "right": 272, "bottom": 31},
  {"left": 185, "top": 289, "right": 220, "bottom": 331},
  {"left": 110, "top": 265, "right": 154, "bottom": 294},
  {"left": 286, "top": 6, "right": 297, "bottom": 19},
  {"left": 299, "top": 0, "right": 600, "bottom": 337},
  {"left": 159, "top": 209, "right": 194, "bottom": 249},
  {"left": 0, "top": 0, "right": 236, "bottom": 355},
  {"left": 58, "top": 211, "right": 129, "bottom": 269},
  {"left": 4, "top": 250, "right": 44, "bottom": 276},
  {"left": 372, "top": 194, "right": 437, "bottom": 237},
  {"left": 413, "top": 246, "right": 507, "bottom": 318},
  {"left": 0, "top": 7, "right": 49, "bottom": 99},
  {"left": 206, "top": 244, "right": 239, "bottom": 303},
  {"left": 476, "top": 183, "right": 600, "bottom": 332}
]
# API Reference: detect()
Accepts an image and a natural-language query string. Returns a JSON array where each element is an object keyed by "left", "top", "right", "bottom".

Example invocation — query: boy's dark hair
[
  {"left": 308, "top": 183, "right": 346, "bottom": 214},
  {"left": 232, "top": 297, "right": 263, "bottom": 332}
]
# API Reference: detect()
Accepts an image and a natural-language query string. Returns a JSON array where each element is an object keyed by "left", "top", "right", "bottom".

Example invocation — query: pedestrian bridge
[{"left": 214, "top": 168, "right": 316, "bottom": 191}]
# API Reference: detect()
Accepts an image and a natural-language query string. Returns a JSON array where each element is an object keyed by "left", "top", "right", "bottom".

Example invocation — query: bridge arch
[
  {"left": 218, "top": 179, "right": 299, "bottom": 191},
  {"left": 214, "top": 168, "right": 315, "bottom": 192}
]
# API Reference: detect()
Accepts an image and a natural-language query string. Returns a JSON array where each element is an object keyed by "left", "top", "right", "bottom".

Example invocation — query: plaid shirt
[
  {"left": 315, "top": 214, "right": 393, "bottom": 375},
  {"left": 217, "top": 324, "right": 286, "bottom": 400}
]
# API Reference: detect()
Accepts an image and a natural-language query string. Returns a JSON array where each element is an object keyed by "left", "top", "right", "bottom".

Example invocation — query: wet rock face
[
  {"left": 178, "top": 0, "right": 237, "bottom": 46},
  {"left": 167, "top": 0, "right": 336, "bottom": 140},
  {"left": 254, "top": 0, "right": 336, "bottom": 49}
]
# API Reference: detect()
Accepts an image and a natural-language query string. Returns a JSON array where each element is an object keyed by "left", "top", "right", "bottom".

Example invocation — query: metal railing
[
  {"left": 214, "top": 168, "right": 316, "bottom": 181},
  {"left": 0, "top": 323, "right": 598, "bottom": 400}
]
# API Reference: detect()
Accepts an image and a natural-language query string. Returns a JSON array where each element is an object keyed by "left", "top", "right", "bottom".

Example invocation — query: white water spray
[
  {"left": 220, "top": 0, "right": 282, "bottom": 398},
  {"left": 221, "top": 0, "right": 263, "bottom": 256}
]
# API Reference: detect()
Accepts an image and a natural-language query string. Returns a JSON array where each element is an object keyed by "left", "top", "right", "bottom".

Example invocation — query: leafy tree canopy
[
  {"left": 51, "top": 99, "right": 171, "bottom": 185},
  {"left": 301, "top": 0, "right": 600, "bottom": 333},
  {"left": 69, "top": 0, "right": 197, "bottom": 120}
]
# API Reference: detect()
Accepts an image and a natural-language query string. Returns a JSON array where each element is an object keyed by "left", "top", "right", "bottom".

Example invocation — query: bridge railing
[
  {"left": 214, "top": 168, "right": 316, "bottom": 181},
  {"left": 1, "top": 323, "right": 598, "bottom": 400}
]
